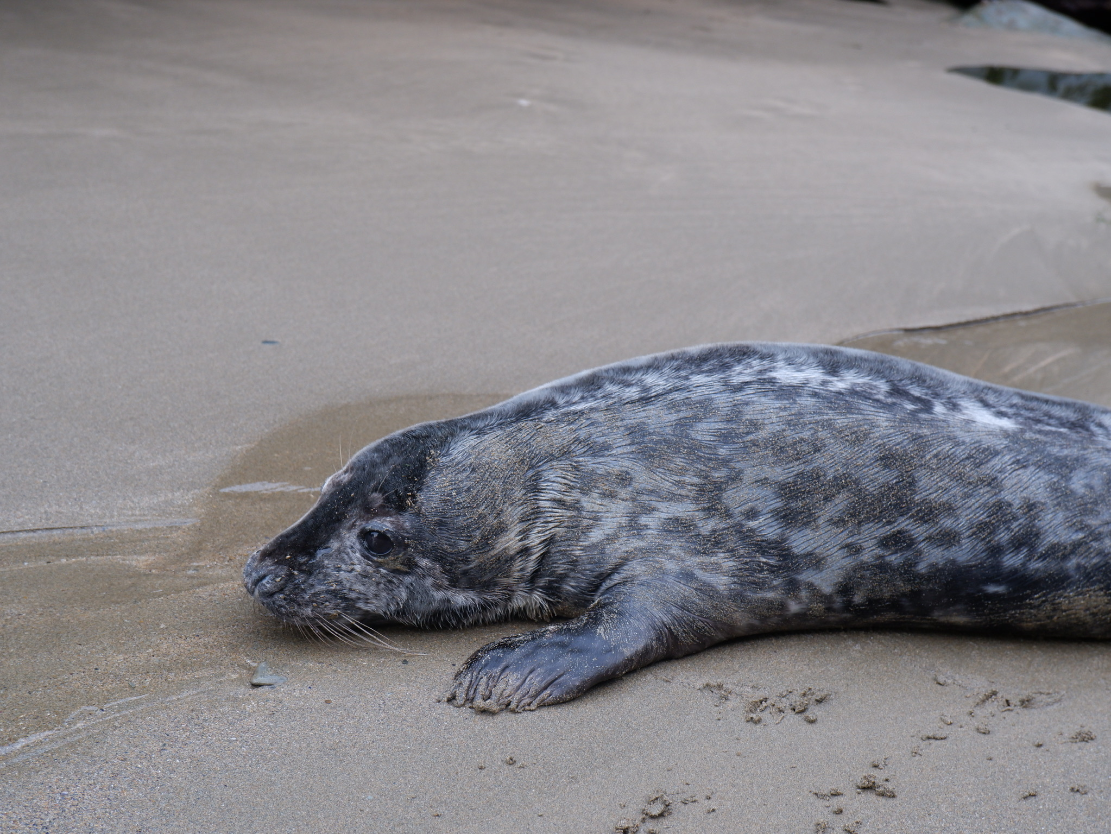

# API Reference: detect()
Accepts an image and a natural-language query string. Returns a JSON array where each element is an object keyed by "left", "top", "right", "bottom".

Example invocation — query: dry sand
[{"left": 2, "top": 0, "right": 1109, "bottom": 831}]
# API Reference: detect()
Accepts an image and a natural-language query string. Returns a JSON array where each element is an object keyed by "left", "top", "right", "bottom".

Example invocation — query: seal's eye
[{"left": 359, "top": 529, "right": 394, "bottom": 558}]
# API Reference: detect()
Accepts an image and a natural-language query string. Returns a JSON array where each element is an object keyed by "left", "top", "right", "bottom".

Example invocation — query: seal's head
[
  {"left": 242, "top": 425, "right": 447, "bottom": 627},
  {"left": 242, "top": 417, "right": 549, "bottom": 632}
]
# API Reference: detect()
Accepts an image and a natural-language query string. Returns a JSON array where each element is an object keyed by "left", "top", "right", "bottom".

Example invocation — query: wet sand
[{"left": 2, "top": 1, "right": 1110, "bottom": 831}]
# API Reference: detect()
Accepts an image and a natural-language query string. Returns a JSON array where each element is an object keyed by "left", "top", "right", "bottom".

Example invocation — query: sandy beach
[{"left": 2, "top": 0, "right": 1110, "bottom": 830}]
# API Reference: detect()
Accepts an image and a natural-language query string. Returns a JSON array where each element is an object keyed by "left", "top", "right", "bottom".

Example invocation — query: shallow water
[
  {"left": 949, "top": 66, "right": 1111, "bottom": 113},
  {"left": 842, "top": 299, "right": 1111, "bottom": 407}
]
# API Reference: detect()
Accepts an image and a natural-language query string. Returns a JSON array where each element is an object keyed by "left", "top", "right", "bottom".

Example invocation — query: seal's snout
[{"left": 243, "top": 556, "right": 289, "bottom": 598}]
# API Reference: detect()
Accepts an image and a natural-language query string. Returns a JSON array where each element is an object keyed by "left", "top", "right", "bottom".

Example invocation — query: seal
[{"left": 243, "top": 343, "right": 1111, "bottom": 711}]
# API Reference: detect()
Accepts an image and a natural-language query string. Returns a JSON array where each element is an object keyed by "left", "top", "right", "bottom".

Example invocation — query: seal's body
[{"left": 243, "top": 343, "right": 1111, "bottom": 711}]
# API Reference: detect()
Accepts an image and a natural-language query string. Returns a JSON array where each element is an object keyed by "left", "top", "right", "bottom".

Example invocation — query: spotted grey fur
[{"left": 243, "top": 343, "right": 1111, "bottom": 711}]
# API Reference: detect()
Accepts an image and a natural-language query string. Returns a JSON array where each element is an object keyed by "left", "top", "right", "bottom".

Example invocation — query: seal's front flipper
[{"left": 442, "top": 584, "right": 732, "bottom": 712}]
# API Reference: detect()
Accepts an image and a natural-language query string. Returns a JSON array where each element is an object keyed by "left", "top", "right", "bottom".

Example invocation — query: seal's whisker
[
  {"left": 338, "top": 612, "right": 426, "bottom": 655},
  {"left": 316, "top": 617, "right": 366, "bottom": 648},
  {"left": 299, "top": 621, "right": 317, "bottom": 643},
  {"left": 322, "top": 622, "right": 360, "bottom": 647},
  {"left": 305, "top": 620, "right": 335, "bottom": 646},
  {"left": 334, "top": 614, "right": 394, "bottom": 650},
  {"left": 312, "top": 620, "right": 341, "bottom": 646},
  {"left": 343, "top": 622, "right": 401, "bottom": 651}
]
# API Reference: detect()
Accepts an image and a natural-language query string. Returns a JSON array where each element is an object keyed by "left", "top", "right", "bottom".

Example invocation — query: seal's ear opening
[{"left": 359, "top": 528, "right": 394, "bottom": 558}]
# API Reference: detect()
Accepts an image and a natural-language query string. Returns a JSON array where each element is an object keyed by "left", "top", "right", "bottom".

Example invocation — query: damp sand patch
[{"left": 0, "top": 393, "right": 502, "bottom": 758}]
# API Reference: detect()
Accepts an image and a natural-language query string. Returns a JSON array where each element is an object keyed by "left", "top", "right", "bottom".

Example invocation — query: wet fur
[{"left": 243, "top": 343, "right": 1111, "bottom": 711}]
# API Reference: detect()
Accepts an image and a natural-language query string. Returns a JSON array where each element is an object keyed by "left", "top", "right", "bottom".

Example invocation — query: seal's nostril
[
  {"left": 257, "top": 570, "right": 288, "bottom": 596},
  {"left": 245, "top": 564, "right": 288, "bottom": 597}
]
